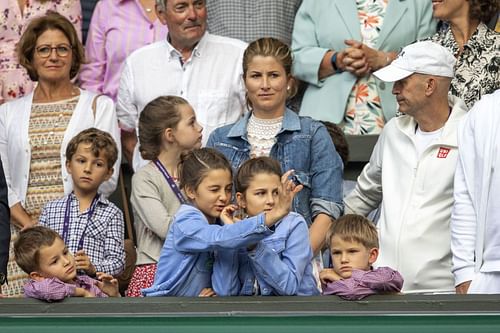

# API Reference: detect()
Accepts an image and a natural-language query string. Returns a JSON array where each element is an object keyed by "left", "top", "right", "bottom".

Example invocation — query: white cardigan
[
  {"left": 0, "top": 89, "right": 121, "bottom": 207},
  {"left": 451, "top": 90, "right": 500, "bottom": 286}
]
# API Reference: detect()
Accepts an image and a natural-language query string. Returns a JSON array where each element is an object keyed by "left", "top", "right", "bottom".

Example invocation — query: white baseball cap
[{"left": 373, "top": 41, "right": 456, "bottom": 82}]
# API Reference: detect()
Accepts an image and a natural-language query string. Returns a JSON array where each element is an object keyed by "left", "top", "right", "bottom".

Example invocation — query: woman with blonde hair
[{"left": 208, "top": 38, "right": 343, "bottom": 272}]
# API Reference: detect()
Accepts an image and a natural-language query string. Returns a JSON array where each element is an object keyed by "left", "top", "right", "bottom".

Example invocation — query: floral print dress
[
  {"left": 431, "top": 23, "right": 499, "bottom": 110},
  {"left": 0, "top": 0, "right": 82, "bottom": 104},
  {"left": 341, "top": 0, "right": 388, "bottom": 135}
]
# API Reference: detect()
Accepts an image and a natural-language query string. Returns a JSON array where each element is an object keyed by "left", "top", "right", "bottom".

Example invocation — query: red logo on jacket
[{"left": 437, "top": 147, "right": 450, "bottom": 158}]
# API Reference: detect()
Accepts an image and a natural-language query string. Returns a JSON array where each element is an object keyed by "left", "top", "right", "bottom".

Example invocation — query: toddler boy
[
  {"left": 14, "top": 226, "right": 119, "bottom": 301},
  {"left": 320, "top": 214, "right": 403, "bottom": 300},
  {"left": 39, "top": 128, "right": 125, "bottom": 276}
]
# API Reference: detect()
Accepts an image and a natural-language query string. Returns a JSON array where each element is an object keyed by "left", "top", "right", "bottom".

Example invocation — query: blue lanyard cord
[
  {"left": 153, "top": 159, "right": 187, "bottom": 204},
  {"left": 62, "top": 194, "right": 99, "bottom": 251}
]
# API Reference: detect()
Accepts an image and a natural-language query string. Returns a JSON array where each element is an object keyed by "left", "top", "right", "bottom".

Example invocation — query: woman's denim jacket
[{"left": 207, "top": 109, "right": 344, "bottom": 225}]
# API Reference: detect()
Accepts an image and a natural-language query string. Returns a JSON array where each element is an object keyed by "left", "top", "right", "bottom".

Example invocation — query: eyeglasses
[{"left": 35, "top": 44, "right": 72, "bottom": 58}]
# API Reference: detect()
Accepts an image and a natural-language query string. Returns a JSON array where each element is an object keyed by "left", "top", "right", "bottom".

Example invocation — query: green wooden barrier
[{"left": 1, "top": 295, "right": 500, "bottom": 332}]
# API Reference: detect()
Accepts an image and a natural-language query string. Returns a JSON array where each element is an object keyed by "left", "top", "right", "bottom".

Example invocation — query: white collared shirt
[{"left": 117, "top": 32, "right": 247, "bottom": 170}]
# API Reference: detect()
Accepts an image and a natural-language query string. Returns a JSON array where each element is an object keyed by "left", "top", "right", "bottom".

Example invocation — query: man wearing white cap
[{"left": 344, "top": 41, "right": 468, "bottom": 293}]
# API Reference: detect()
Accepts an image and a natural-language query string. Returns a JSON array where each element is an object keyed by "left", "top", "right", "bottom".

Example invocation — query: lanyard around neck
[
  {"left": 153, "top": 159, "right": 187, "bottom": 204},
  {"left": 62, "top": 194, "right": 99, "bottom": 250}
]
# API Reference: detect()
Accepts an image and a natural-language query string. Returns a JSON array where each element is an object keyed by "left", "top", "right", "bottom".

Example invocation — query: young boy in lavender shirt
[
  {"left": 14, "top": 226, "right": 119, "bottom": 301},
  {"left": 320, "top": 214, "right": 403, "bottom": 300},
  {"left": 39, "top": 128, "right": 125, "bottom": 277}
]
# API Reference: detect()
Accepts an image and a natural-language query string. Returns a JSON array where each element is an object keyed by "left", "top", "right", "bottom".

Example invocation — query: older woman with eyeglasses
[
  {"left": 0, "top": 12, "right": 120, "bottom": 297},
  {"left": 0, "top": 0, "right": 82, "bottom": 105}
]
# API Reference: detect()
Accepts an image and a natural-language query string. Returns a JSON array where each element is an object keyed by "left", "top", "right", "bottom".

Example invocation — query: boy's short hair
[
  {"left": 66, "top": 128, "right": 118, "bottom": 168},
  {"left": 14, "top": 226, "right": 61, "bottom": 274},
  {"left": 326, "top": 214, "right": 379, "bottom": 249},
  {"left": 321, "top": 121, "right": 349, "bottom": 166}
]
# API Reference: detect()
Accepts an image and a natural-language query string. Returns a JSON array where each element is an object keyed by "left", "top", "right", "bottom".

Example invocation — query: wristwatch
[
  {"left": 0, "top": 272, "right": 6, "bottom": 286},
  {"left": 330, "top": 52, "right": 343, "bottom": 74}
]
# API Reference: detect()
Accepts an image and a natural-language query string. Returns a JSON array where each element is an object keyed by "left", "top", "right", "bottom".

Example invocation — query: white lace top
[{"left": 247, "top": 113, "right": 283, "bottom": 157}]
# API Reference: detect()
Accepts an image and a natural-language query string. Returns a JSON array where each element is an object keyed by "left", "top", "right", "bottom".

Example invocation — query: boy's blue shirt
[
  {"left": 224, "top": 212, "right": 320, "bottom": 296},
  {"left": 142, "top": 204, "right": 273, "bottom": 297},
  {"left": 38, "top": 192, "right": 125, "bottom": 275}
]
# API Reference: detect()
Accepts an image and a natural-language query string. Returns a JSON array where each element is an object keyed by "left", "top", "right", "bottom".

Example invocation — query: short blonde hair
[{"left": 326, "top": 214, "right": 379, "bottom": 249}]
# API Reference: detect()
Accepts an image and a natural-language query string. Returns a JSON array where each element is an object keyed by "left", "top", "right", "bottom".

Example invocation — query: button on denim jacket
[
  {"left": 207, "top": 109, "right": 344, "bottom": 225},
  {"left": 142, "top": 204, "right": 273, "bottom": 297}
]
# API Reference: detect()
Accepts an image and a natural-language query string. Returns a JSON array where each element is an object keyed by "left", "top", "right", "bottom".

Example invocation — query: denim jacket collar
[{"left": 227, "top": 108, "right": 301, "bottom": 139}]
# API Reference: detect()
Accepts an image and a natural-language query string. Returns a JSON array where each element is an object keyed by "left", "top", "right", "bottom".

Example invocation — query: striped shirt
[
  {"left": 79, "top": 0, "right": 168, "bottom": 101},
  {"left": 24, "top": 276, "right": 108, "bottom": 301},
  {"left": 322, "top": 267, "right": 403, "bottom": 300},
  {"left": 39, "top": 193, "right": 125, "bottom": 276}
]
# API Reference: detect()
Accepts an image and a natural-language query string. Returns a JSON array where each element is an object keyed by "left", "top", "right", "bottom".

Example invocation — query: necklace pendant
[{"left": 145, "top": 8, "right": 152, "bottom": 13}]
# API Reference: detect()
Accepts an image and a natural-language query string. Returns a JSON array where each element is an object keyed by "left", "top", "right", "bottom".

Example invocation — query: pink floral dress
[
  {"left": 341, "top": 0, "right": 388, "bottom": 135},
  {"left": 0, "top": 0, "right": 82, "bottom": 104}
]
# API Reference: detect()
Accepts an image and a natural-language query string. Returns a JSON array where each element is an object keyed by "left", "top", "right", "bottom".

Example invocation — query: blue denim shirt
[
  {"left": 207, "top": 109, "right": 344, "bottom": 225},
  {"left": 236, "top": 212, "right": 320, "bottom": 296},
  {"left": 142, "top": 204, "right": 273, "bottom": 297}
]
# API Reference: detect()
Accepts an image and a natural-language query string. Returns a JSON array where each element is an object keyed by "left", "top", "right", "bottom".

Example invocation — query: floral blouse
[
  {"left": 431, "top": 23, "right": 499, "bottom": 109},
  {"left": 0, "top": 0, "right": 82, "bottom": 104},
  {"left": 341, "top": 0, "right": 388, "bottom": 135}
]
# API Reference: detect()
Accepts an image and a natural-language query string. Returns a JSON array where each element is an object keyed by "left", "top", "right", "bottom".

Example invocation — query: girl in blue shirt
[
  {"left": 142, "top": 148, "right": 301, "bottom": 297},
  {"left": 230, "top": 157, "right": 319, "bottom": 295}
]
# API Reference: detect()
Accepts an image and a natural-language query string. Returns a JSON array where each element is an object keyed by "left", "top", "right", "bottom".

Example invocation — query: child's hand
[
  {"left": 220, "top": 204, "right": 239, "bottom": 225},
  {"left": 198, "top": 287, "right": 216, "bottom": 297},
  {"left": 456, "top": 280, "right": 471, "bottom": 294},
  {"left": 74, "top": 287, "right": 96, "bottom": 297},
  {"left": 264, "top": 170, "right": 303, "bottom": 227},
  {"left": 83, "top": 290, "right": 95, "bottom": 297},
  {"left": 320, "top": 268, "right": 343, "bottom": 285},
  {"left": 96, "top": 272, "right": 120, "bottom": 297},
  {"left": 75, "top": 250, "right": 97, "bottom": 276},
  {"left": 19, "top": 220, "right": 37, "bottom": 231}
]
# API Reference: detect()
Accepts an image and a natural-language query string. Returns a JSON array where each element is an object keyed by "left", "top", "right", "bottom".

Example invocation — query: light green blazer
[{"left": 292, "top": 0, "right": 437, "bottom": 123}]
